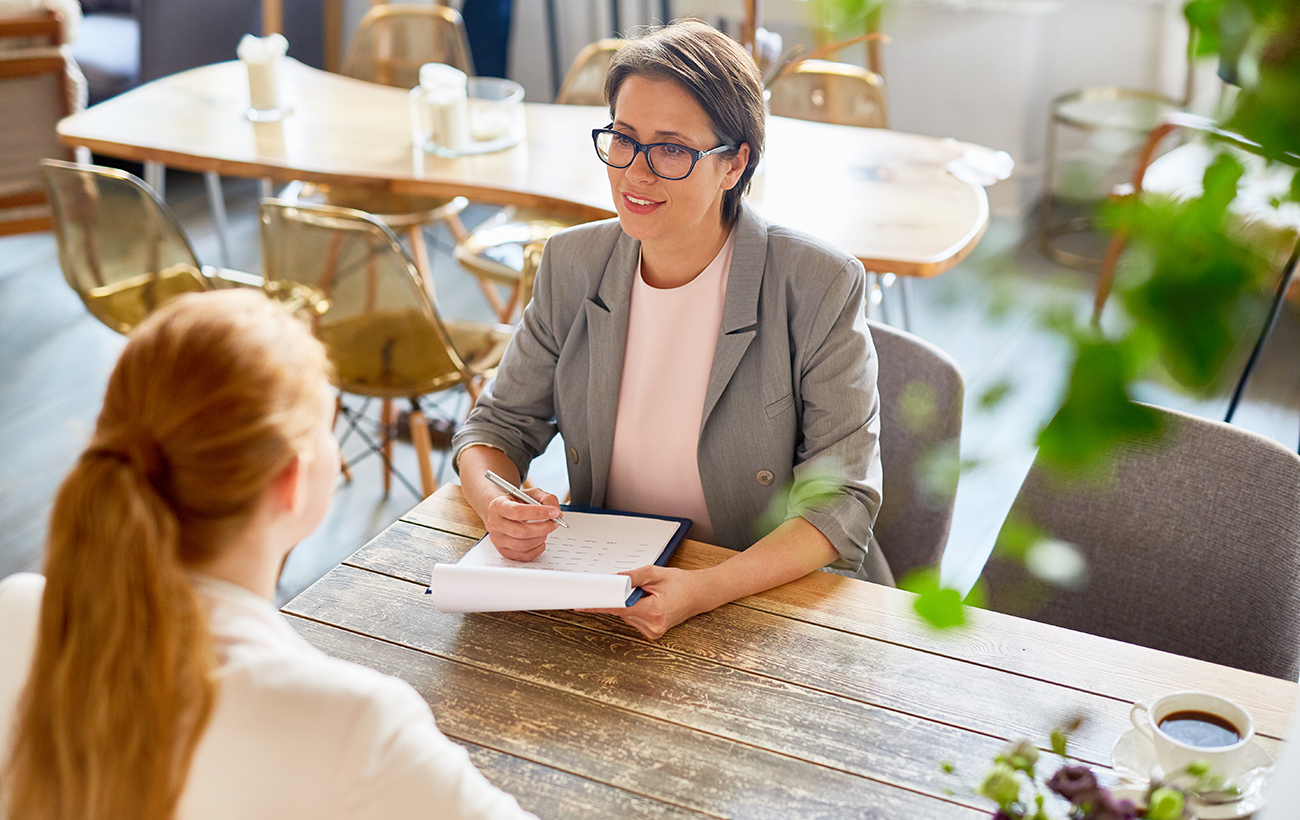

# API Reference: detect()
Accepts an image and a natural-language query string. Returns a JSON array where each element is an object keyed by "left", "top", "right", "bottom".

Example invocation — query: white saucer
[{"left": 1111, "top": 728, "right": 1274, "bottom": 819}]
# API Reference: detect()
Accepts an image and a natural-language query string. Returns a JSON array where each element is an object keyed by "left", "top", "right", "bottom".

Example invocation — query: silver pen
[{"left": 484, "top": 470, "right": 570, "bottom": 528}]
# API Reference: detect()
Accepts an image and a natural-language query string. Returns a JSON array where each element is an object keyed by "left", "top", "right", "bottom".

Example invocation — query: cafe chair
[
  {"left": 868, "top": 320, "right": 964, "bottom": 582},
  {"left": 554, "top": 38, "right": 620, "bottom": 106},
  {"left": 453, "top": 209, "right": 580, "bottom": 323},
  {"left": 342, "top": 3, "right": 473, "bottom": 89},
  {"left": 40, "top": 159, "right": 262, "bottom": 334},
  {"left": 980, "top": 403, "right": 1300, "bottom": 680},
  {"left": 259, "top": 199, "right": 512, "bottom": 499},
  {"left": 450, "top": 39, "right": 619, "bottom": 323},
  {"left": 767, "top": 59, "right": 888, "bottom": 130},
  {"left": 280, "top": 3, "right": 475, "bottom": 292},
  {"left": 0, "top": 8, "right": 84, "bottom": 235}
]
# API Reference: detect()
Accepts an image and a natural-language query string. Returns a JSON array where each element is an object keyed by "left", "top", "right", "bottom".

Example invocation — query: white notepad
[{"left": 426, "top": 509, "right": 689, "bottom": 613}]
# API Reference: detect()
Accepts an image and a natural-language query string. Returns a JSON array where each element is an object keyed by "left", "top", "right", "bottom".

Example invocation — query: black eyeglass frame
[{"left": 591, "top": 126, "right": 738, "bottom": 181}]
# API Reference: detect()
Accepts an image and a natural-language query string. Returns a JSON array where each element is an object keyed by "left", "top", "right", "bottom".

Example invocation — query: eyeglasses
[{"left": 592, "top": 127, "right": 736, "bottom": 181}]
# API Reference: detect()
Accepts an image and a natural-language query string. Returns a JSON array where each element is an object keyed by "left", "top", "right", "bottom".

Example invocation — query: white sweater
[{"left": 0, "top": 572, "right": 536, "bottom": 820}]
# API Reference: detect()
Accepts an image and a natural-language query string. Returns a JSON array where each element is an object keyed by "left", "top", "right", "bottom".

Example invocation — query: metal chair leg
[
  {"left": 144, "top": 161, "right": 165, "bottom": 199},
  {"left": 865, "top": 271, "right": 883, "bottom": 322},
  {"left": 204, "top": 171, "right": 233, "bottom": 268},
  {"left": 898, "top": 275, "right": 915, "bottom": 333},
  {"left": 1225, "top": 240, "right": 1300, "bottom": 424}
]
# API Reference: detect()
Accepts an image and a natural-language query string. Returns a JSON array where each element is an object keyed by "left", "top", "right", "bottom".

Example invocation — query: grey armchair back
[
  {"left": 868, "top": 320, "right": 964, "bottom": 581},
  {"left": 982, "top": 404, "right": 1300, "bottom": 680}
]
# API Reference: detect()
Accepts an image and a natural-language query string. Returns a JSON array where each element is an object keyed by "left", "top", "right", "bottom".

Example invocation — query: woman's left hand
[{"left": 585, "top": 565, "right": 715, "bottom": 641}]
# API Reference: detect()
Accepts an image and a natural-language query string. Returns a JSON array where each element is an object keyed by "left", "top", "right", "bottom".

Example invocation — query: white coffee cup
[{"left": 1130, "top": 691, "right": 1255, "bottom": 777}]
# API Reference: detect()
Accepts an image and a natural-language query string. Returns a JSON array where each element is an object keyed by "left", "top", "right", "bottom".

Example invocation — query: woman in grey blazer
[{"left": 453, "top": 20, "right": 884, "bottom": 640}]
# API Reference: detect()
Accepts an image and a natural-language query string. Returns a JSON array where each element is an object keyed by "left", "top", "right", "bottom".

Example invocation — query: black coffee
[{"left": 1158, "top": 710, "right": 1242, "bottom": 748}]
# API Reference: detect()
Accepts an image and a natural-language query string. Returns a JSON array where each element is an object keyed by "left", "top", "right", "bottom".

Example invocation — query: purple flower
[
  {"left": 1086, "top": 790, "right": 1139, "bottom": 820},
  {"left": 1047, "top": 765, "right": 1100, "bottom": 804}
]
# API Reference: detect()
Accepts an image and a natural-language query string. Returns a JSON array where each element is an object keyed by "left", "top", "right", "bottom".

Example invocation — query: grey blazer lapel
[
  {"left": 584, "top": 232, "right": 640, "bottom": 505},
  {"left": 702, "top": 204, "right": 767, "bottom": 427}
]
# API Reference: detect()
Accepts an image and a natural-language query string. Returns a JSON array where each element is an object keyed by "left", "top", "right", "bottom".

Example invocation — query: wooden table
[
  {"left": 57, "top": 59, "right": 993, "bottom": 278},
  {"left": 282, "top": 485, "right": 1298, "bottom": 819}
]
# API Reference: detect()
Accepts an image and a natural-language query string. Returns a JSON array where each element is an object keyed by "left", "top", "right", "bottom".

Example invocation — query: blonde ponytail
[{"left": 3, "top": 290, "right": 330, "bottom": 820}]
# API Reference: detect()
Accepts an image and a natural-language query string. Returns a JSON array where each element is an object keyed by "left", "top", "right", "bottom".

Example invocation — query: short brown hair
[{"left": 605, "top": 20, "right": 765, "bottom": 226}]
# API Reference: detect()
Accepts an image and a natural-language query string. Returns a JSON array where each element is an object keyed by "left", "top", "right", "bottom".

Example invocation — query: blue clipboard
[{"left": 559, "top": 505, "right": 692, "bottom": 606}]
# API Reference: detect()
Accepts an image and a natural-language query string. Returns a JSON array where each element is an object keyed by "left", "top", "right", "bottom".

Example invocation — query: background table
[
  {"left": 57, "top": 59, "right": 991, "bottom": 278},
  {"left": 282, "top": 485, "right": 1298, "bottom": 819}
]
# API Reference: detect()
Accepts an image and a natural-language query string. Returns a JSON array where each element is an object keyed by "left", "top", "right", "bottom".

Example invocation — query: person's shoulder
[
  {"left": 763, "top": 221, "right": 861, "bottom": 275},
  {"left": 0, "top": 572, "right": 44, "bottom": 628},
  {"left": 545, "top": 216, "right": 625, "bottom": 262},
  {"left": 0, "top": 571, "right": 44, "bottom": 602},
  {"left": 222, "top": 644, "right": 427, "bottom": 720}
]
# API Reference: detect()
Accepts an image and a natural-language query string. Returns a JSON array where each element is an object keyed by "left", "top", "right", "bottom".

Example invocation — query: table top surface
[
  {"left": 57, "top": 59, "right": 995, "bottom": 277},
  {"left": 282, "top": 485, "right": 1298, "bottom": 820}
]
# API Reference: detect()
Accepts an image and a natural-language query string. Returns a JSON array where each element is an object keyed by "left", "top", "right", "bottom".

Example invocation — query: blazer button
[
  {"left": 567, "top": 447, "right": 580, "bottom": 465},
  {"left": 756, "top": 469, "right": 774, "bottom": 486}
]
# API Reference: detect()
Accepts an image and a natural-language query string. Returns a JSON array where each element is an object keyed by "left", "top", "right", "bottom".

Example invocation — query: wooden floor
[{"left": 2, "top": 169, "right": 1297, "bottom": 605}]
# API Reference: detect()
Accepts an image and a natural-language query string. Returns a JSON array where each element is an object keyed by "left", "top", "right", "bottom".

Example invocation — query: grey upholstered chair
[
  {"left": 981, "top": 404, "right": 1300, "bottom": 680},
  {"left": 868, "top": 319, "right": 965, "bottom": 581}
]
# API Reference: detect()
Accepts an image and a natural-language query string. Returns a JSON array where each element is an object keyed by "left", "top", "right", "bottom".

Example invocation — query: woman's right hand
[{"left": 483, "top": 487, "right": 562, "bottom": 562}]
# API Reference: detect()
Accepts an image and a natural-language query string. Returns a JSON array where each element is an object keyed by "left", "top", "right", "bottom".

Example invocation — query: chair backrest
[
  {"left": 259, "top": 199, "right": 474, "bottom": 399},
  {"left": 868, "top": 319, "right": 964, "bottom": 580},
  {"left": 767, "top": 59, "right": 888, "bottom": 130},
  {"left": 0, "top": 10, "right": 77, "bottom": 235},
  {"left": 40, "top": 159, "right": 208, "bottom": 334},
  {"left": 341, "top": 4, "right": 473, "bottom": 89},
  {"left": 982, "top": 404, "right": 1300, "bottom": 680},
  {"left": 554, "top": 39, "right": 620, "bottom": 106}
]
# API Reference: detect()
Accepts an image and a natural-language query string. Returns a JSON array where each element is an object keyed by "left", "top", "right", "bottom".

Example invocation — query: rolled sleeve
[{"left": 791, "top": 260, "right": 883, "bottom": 572}]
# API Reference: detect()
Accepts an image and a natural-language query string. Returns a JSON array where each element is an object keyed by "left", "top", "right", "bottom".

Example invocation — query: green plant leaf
[
  {"left": 977, "top": 379, "right": 1013, "bottom": 411},
  {"left": 1035, "top": 337, "right": 1163, "bottom": 474},
  {"left": 900, "top": 568, "right": 980, "bottom": 629}
]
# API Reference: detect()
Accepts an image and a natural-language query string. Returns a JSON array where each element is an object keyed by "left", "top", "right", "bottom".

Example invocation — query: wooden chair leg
[
  {"left": 380, "top": 398, "right": 394, "bottom": 496},
  {"left": 466, "top": 376, "right": 484, "bottom": 407},
  {"left": 476, "top": 278, "right": 510, "bottom": 322},
  {"left": 408, "top": 402, "right": 436, "bottom": 497},
  {"left": 334, "top": 396, "right": 353, "bottom": 483},
  {"left": 444, "top": 211, "right": 470, "bottom": 244},
  {"left": 408, "top": 225, "right": 438, "bottom": 301}
]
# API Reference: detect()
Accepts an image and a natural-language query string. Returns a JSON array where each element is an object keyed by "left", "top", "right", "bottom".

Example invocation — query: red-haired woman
[{"left": 0, "top": 290, "right": 534, "bottom": 820}]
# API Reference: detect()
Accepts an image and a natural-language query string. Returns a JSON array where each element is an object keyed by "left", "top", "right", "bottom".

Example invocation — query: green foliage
[
  {"left": 1106, "top": 157, "right": 1272, "bottom": 391},
  {"left": 753, "top": 460, "right": 844, "bottom": 538},
  {"left": 1049, "top": 729, "right": 1068, "bottom": 758},
  {"left": 900, "top": 567, "right": 983, "bottom": 629},
  {"left": 979, "top": 761, "right": 1021, "bottom": 808},
  {"left": 898, "top": 380, "right": 937, "bottom": 432},
  {"left": 1145, "top": 788, "right": 1185, "bottom": 820},
  {"left": 978, "top": 379, "right": 1014, "bottom": 411},
  {"left": 811, "top": 0, "right": 886, "bottom": 40},
  {"left": 1035, "top": 335, "right": 1164, "bottom": 475}
]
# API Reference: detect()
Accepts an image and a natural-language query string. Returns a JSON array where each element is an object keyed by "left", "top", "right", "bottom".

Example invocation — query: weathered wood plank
[
  {"left": 458, "top": 741, "right": 716, "bottom": 820},
  {"left": 389, "top": 490, "right": 1300, "bottom": 738},
  {"left": 335, "top": 547, "right": 1121, "bottom": 766},
  {"left": 311, "top": 559, "right": 1287, "bottom": 767},
  {"left": 287, "top": 565, "right": 1007, "bottom": 805},
  {"left": 285, "top": 615, "right": 989, "bottom": 820}
]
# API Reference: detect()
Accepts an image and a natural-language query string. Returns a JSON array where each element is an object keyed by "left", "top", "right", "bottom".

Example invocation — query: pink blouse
[{"left": 605, "top": 230, "right": 736, "bottom": 544}]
